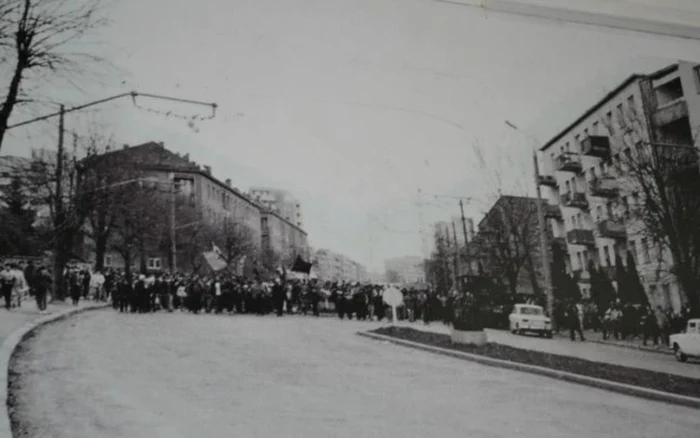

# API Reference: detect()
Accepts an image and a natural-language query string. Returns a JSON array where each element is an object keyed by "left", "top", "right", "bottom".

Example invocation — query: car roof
[{"left": 689, "top": 318, "right": 700, "bottom": 324}]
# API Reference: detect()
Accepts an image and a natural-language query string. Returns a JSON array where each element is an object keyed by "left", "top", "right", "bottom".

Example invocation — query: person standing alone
[
  {"left": 0, "top": 264, "right": 15, "bottom": 310},
  {"left": 34, "top": 266, "right": 51, "bottom": 313}
]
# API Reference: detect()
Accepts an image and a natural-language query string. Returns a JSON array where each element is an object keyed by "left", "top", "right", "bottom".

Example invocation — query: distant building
[
  {"left": 249, "top": 187, "right": 302, "bottom": 228},
  {"left": 84, "top": 142, "right": 264, "bottom": 272},
  {"left": 384, "top": 256, "right": 426, "bottom": 285},
  {"left": 467, "top": 195, "right": 546, "bottom": 297},
  {"left": 313, "top": 249, "right": 367, "bottom": 282},
  {"left": 261, "top": 209, "right": 309, "bottom": 265}
]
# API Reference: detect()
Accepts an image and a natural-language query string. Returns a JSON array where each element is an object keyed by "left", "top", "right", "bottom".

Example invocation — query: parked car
[
  {"left": 670, "top": 318, "right": 700, "bottom": 362},
  {"left": 509, "top": 304, "right": 552, "bottom": 338}
]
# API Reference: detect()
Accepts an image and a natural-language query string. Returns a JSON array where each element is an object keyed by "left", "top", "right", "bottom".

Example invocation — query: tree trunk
[
  {"left": 51, "top": 244, "right": 68, "bottom": 301},
  {"left": 139, "top": 241, "right": 147, "bottom": 274},
  {"left": 94, "top": 232, "right": 108, "bottom": 271},
  {"left": 0, "top": 55, "right": 26, "bottom": 153}
]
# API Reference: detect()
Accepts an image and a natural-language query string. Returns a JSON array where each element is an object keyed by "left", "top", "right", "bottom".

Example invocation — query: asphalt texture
[{"left": 9, "top": 310, "right": 700, "bottom": 438}]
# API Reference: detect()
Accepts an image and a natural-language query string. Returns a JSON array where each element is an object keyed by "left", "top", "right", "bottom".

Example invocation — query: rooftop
[{"left": 539, "top": 63, "right": 680, "bottom": 152}]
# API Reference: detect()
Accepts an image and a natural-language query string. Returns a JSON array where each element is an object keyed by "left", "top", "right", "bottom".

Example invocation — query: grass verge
[{"left": 371, "top": 326, "right": 700, "bottom": 399}]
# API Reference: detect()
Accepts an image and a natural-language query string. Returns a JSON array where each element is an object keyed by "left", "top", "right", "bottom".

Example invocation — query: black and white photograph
[{"left": 0, "top": 0, "right": 699, "bottom": 437}]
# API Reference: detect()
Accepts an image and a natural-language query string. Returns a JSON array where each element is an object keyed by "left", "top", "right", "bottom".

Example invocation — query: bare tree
[
  {"left": 78, "top": 132, "right": 148, "bottom": 271},
  {"left": 623, "top": 142, "right": 700, "bottom": 314},
  {"left": 478, "top": 196, "right": 542, "bottom": 297},
  {"left": 109, "top": 183, "right": 169, "bottom": 281},
  {"left": 210, "top": 216, "right": 255, "bottom": 270},
  {"left": 0, "top": 0, "right": 108, "bottom": 152}
]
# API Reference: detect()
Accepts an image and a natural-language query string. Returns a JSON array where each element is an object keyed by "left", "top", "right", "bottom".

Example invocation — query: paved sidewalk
[
  {"left": 393, "top": 321, "right": 700, "bottom": 379},
  {"left": 556, "top": 329, "right": 673, "bottom": 355},
  {"left": 0, "top": 300, "right": 98, "bottom": 346}
]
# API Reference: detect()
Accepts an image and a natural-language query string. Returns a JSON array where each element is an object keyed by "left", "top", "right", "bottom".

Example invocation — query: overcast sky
[{"left": 3, "top": 0, "right": 700, "bottom": 272}]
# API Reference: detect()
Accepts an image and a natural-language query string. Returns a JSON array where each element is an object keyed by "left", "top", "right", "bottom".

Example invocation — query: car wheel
[
  {"left": 510, "top": 324, "right": 516, "bottom": 334},
  {"left": 516, "top": 325, "right": 523, "bottom": 336},
  {"left": 674, "top": 344, "right": 688, "bottom": 362},
  {"left": 545, "top": 330, "right": 553, "bottom": 339}
]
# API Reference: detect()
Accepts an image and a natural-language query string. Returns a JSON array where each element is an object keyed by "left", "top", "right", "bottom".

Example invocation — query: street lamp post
[{"left": 505, "top": 121, "right": 554, "bottom": 318}]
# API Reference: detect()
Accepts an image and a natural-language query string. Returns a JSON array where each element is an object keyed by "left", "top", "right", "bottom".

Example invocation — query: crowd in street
[
  {"left": 2, "top": 258, "right": 697, "bottom": 352},
  {"left": 560, "top": 299, "right": 696, "bottom": 347}
]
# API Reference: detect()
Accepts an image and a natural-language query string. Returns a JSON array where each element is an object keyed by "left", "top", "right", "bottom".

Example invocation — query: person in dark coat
[
  {"left": 0, "top": 264, "right": 16, "bottom": 310},
  {"left": 33, "top": 266, "right": 50, "bottom": 312},
  {"left": 81, "top": 270, "right": 91, "bottom": 299},
  {"left": 373, "top": 290, "right": 385, "bottom": 321},
  {"left": 272, "top": 278, "right": 285, "bottom": 317},
  {"left": 70, "top": 270, "right": 82, "bottom": 306}
]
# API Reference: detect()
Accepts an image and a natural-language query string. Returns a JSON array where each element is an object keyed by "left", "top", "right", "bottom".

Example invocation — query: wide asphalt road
[{"left": 10, "top": 310, "right": 700, "bottom": 438}]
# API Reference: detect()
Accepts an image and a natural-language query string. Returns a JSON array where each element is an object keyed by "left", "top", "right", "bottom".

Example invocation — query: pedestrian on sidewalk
[
  {"left": 70, "top": 269, "right": 82, "bottom": 306},
  {"left": 0, "top": 264, "right": 15, "bottom": 310},
  {"left": 641, "top": 305, "right": 660, "bottom": 347},
  {"left": 567, "top": 302, "right": 585, "bottom": 341},
  {"left": 34, "top": 266, "right": 50, "bottom": 313}
]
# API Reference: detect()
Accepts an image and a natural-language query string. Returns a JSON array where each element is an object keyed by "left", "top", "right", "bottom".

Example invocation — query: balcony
[
  {"left": 561, "top": 191, "right": 589, "bottom": 209},
  {"left": 654, "top": 98, "right": 688, "bottom": 127},
  {"left": 598, "top": 219, "right": 627, "bottom": 240},
  {"left": 581, "top": 136, "right": 611, "bottom": 159},
  {"left": 544, "top": 204, "right": 563, "bottom": 220},
  {"left": 567, "top": 229, "right": 595, "bottom": 246},
  {"left": 538, "top": 174, "right": 558, "bottom": 188},
  {"left": 556, "top": 153, "right": 582, "bottom": 173},
  {"left": 589, "top": 176, "right": 620, "bottom": 198}
]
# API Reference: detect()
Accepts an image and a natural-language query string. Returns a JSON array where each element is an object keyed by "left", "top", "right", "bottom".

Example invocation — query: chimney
[
  {"left": 123, "top": 144, "right": 129, "bottom": 150},
  {"left": 225, "top": 178, "right": 231, "bottom": 187},
  {"left": 159, "top": 141, "right": 165, "bottom": 148},
  {"left": 203, "top": 165, "right": 211, "bottom": 175},
  {"left": 183, "top": 153, "right": 190, "bottom": 161}
]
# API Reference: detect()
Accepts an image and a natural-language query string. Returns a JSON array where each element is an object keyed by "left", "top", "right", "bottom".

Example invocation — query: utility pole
[
  {"left": 170, "top": 173, "right": 177, "bottom": 274},
  {"left": 52, "top": 105, "right": 66, "bottom": 301},
  {"left": 451, "top": 220, "right": 460, "bottom": 289},
  {"left": 459, "top": 199, "right": 472, "bottom": 276},
  {"left": 533, "top": 150, "right": 554, "bottom": 318}
]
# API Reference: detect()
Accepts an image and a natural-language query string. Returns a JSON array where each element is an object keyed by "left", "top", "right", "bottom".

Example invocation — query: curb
[
  {"left": 588, "top": 339, "right": 674, "bottom": 356},
  {"left": 0, "top": 303, "right": 110, "bottom": 438},
  {"left": 552, "top": 332, "right": 674, "bottom": 356},
  {"left": 357, "top": 331, "right": 700, "bottom": 410}
]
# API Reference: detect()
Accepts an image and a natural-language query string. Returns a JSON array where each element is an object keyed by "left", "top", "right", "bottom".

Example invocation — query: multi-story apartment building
[
  {"left": 249, "top": 187, "right": 303, "bottom": 228},
  {"left": 260, "top": 209, "right": 309, "bottom": 265},
  {"left": 384, "top": 256, "right": 426, "bottom": 285},
  {"left": 313, "top": 249, "right": 367, "bottom": 282},
  {"left": 537, "top": 61, "right": 700, "bottom": 311},
  {"left": 86, "top": 142, "right": 263, "bottom": 272}
]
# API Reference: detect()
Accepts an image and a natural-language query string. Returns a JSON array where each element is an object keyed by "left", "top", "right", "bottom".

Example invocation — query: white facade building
[
  {"left": 384, "top": 256, "right": 425, "bottom": 285},
  {"left": 249, "top": 187, "right": 302, "bottom": 228},
  {"left": 538, "top": 61, "right": 700, "bottom": 311},
  {"left": 313, "top": 249, "right": 367, "bottom": 282}
]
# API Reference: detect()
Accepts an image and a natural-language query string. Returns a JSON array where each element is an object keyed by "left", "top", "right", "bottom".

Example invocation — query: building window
[
  {"left": 105, "top": 256, "right": 113, "bottom": 267},
  {"left": 694, "top": 65, "right": 700, "bottom": 93},
  {"left": 627, "top": 95, "right": 636, "bottom": 116},
  {"left": 148, "top": 258, "right": 162, "bottom": 270},
  {"left": 603, "top": 245, "right": 610, "bottom": 266},
  {"left": 616, "top": 103, "right": 626, "bottom": 129},
  {"left": 596, "top": 205, "right": 603, "bottom": 221},
  {"left": 641, "top": 238, "right": 650, "bottom": 263},
  {"left": 582, "top": 250, "right": 589, "bottom": 267},
  {"left": 606, "top": 111, "right": 614, "bottom": 134},
  {"left": 629, "top": 239, "right": 637, "bottom": 262},
  {"left": 576, "top": 252, "right": 583, "bottom": 269},
  {"left": 592, "top": 121, "right": 599, "bottom": 135}
]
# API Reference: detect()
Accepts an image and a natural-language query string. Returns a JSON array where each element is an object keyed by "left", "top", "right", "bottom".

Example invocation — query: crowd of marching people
[{"left": 3, "top": 258, "right": 697, "bottom": 351}]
